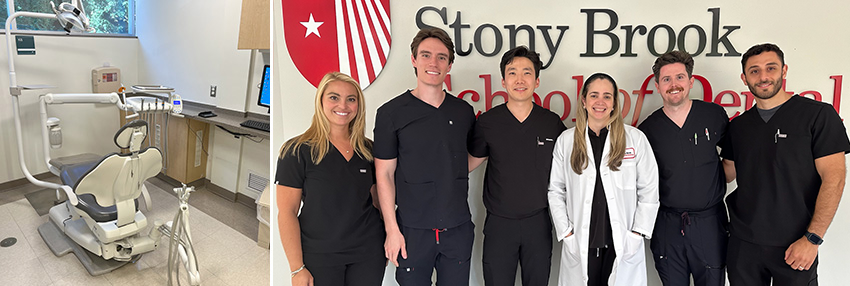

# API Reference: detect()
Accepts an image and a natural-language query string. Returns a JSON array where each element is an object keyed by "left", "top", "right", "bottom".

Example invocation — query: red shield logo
[{"left": 283, "top": 0, "right": 392, "bottom": 89}]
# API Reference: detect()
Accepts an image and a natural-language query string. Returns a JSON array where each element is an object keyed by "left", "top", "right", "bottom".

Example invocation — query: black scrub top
[
  {"left": 469, "top": 104, "right": 566, "bottom": 219},
  {"left": 373, "top": 90, "right": 476, "bottom": 229},
  {"left": 638, "top": 100, "right": 728, "bottom": 211},
  {"left": 276, "top": 143, "right": 384, "bottom": 264},
  {"left": 720, "top": 95, "right": 850, "bottom": 246},
  {"left": 588, "top": 127, "right": 614, "bottom": 248}
]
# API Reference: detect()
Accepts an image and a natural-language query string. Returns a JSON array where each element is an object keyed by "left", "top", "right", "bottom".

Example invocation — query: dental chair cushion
[
  {"left": 59, "top": 159, "right": 104, "bottom": 187},
  {"left": 75, "top": 193, "right": 140, "bottom": 222}
]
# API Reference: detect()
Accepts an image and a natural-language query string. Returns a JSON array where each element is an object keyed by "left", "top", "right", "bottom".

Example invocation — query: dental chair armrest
[{"left": 58, "top": 185, "right": 78, "bottom": 206}]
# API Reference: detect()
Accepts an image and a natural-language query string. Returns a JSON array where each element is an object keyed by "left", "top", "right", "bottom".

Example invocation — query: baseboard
[
  {"left": 204, "top": 178, "right": 238, "bottom": 201},
  {"left": 0, "top": 172, "right": 55, "bottom": 191},
  {"left": 236, "top": 192, "right": 258, "bottom": 210},
  {"left": 154, "top": 177, "right": 256, "bottom": 211},
  {"left": 154, "top": 173, "right": 207, "bottom": 189}
]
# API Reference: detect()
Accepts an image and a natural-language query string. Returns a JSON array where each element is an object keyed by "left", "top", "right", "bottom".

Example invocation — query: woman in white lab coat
[{"left": 548, "top": 73, "right": 659, "bottom": 286}]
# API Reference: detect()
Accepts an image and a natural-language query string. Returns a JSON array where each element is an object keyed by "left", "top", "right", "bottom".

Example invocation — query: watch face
[{"left": 807, "top": 232, "right": 823, "bottom": 245}]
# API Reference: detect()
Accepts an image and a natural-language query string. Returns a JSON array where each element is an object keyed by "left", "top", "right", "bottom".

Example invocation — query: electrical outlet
[{"left": 210, "top": 85, "right": 217, "bottom": 97}]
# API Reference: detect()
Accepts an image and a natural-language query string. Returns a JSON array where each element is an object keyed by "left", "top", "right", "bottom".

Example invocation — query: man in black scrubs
[
  {"left": 469, "top": 46, "right": 566, "bottom": 286},
  {"left": 373, "top": 28, "right": 476, "bottom": 285},
  {"left": 721, "top": 43, "right": 849, "bottom": 286},
  {"left": 638, "top": 51, "right": 729, "bottom": 286}
]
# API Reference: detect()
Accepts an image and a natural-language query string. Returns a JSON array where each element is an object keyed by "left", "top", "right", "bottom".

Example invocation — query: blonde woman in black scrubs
[{"left": 277, "top": 72, "right": 385, "bottom": 286}]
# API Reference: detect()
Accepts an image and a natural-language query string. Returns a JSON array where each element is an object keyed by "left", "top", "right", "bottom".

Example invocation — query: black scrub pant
[
  {"left": 482, "top": 210, "right": 552, "bottom": 286},
  {"left": 727, "top": 236, "right": 818, "bottom": 286},
  {"left": 305, "top": 251, "right": 386, "bottom": 286},
  {"left": 588, "top": 246, "right": 616, "bottom": 286},
  {"left": 650, "top": 205, "right": 728, "bottom": 286},
  {"left": 396, "top": 220, "right": 475, "bottom": 286}
]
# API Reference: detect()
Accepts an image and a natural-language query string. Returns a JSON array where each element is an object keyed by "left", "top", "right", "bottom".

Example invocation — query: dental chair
[{"left": 38, "top": 120, "right": 165, "bottom": 276}]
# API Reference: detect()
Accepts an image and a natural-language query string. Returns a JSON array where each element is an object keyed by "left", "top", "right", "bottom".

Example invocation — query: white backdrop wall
[
  {"left": 136, "top": 0, "right": 269, "bottom": 198},
  {"left": 0, "top": 36, "right": 139, "bottom": 184},
  {"left": 274, "top": 1, "right": 850, "bottom": 285}
]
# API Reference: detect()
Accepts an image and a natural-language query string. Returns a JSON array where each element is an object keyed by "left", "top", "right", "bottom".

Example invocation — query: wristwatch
[{"left": 805, "top": 232, "right": 823, "bottom": 245}]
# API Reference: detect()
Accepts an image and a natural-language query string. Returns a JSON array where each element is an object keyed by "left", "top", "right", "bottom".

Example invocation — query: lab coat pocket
[
  {"left": 623, "top": 232, "right": 645, "bottom": 264},
  {"left": 613, "top": 160, "right": 637, "bottom": 192},
  {"left": 560, "top": 234, "right": 581, "bottom": 267}
]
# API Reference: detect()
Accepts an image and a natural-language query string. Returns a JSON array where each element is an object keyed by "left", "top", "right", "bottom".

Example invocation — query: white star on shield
[{"left": 300, "top": 13, "right": 323, "bottom": 38}]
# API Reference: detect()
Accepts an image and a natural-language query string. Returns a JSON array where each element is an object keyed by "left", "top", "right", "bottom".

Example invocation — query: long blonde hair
[
  {"left": 571, "top": 73, "right": 626, "bottom": 174},
  {"left": 280, "top": 72, "right": 373, "bottom": 164}
]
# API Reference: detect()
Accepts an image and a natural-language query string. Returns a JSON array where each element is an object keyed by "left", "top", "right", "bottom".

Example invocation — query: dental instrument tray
[{"left": 130, "top": 85, "right": 175, "bottom": 93}]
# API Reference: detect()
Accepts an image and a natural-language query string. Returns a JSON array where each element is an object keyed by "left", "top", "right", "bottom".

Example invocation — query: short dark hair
[
  {"left": 652, "top": 50, "right": 694, "bottom": 83},
  {"left": 741, "top": 43, "right": 785, "bottom": 73},
  {"left": 499, "top": 46, "right": 542, "bottom": 79},
  {"left": 410, "top": 28, "right": 455, "bottom": 75}
]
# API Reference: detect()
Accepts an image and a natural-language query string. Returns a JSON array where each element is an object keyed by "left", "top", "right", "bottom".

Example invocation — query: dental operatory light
[{"left": 50, "top": 0, "right": 94, "bottom": 33}]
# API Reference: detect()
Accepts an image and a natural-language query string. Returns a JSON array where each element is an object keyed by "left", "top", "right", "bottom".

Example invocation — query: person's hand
[
  {"left": 785, "top": 236, "right": 818, "bottom": 271},
  {"left": 385, "top": 230, "right": 407, "bottom": 267},
  {"left": 563, "top": 231, "right": 573, "bottom": 239},
  {"left": 291, "top": 268, "right": 314, "bottom": 286}
]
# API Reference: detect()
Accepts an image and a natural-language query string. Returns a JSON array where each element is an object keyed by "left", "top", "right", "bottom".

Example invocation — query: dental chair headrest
[{"left": 114, "top": 120, "right": 148, "bottom": 151}]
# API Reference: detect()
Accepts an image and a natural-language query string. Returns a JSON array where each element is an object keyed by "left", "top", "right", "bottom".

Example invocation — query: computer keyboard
[{"left": 240, "top": 119, "right": 270, "bottom": 132}]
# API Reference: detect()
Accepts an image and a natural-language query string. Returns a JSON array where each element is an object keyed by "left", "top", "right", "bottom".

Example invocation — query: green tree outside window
[{"left": 1, "top": 0, "right": 131, "bottom": 35}]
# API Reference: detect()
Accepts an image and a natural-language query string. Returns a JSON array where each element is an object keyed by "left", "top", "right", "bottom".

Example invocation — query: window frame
[{"left": 1, "top": 0, "right": 135, "bottom": 37}]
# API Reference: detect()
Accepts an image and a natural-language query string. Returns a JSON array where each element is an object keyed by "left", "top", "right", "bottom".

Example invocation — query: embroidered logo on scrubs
[
  {"left": 360, "top": 169, "right": 367, "bottom": 173},
  {"left": 282, "top": 0, "right": 392, "bottom": 89},
  {"left": 624, "top": 147, "right": 636, "bottom": 159}
]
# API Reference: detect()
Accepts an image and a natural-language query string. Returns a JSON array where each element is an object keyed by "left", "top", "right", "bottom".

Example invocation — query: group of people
[{"left": 277, "top": 27, "right": 848, "bottom": 286}]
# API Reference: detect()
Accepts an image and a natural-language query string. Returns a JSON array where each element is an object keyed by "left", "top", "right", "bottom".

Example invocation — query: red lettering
[
  {"left": 800, "top": 91, "right": 822, "bottom": 101},
  {"left": 457, "top": 89, "right": 482, "bottom": 118},
  {"left": 714, "top": 90, "right": 740, "bottom": 107},
  {"left": 572, "top": 76, "right": 584, "bottom": 122},
  {"left": 630, "top": 74, "right": 655, "bottom": 126},
  {"left": 782, "top": 79, "right": 794, "bottom": 95},
  {"left": 479, "top": 74, "right": 508, "bottom": 112},
  {"left": 742, "top": 91, "right": 756, "bottom": 111},
  {"left": 831, "top": 75, "right": 843, "bottom": 114},
  {"left": 619, "top": 89, "right": 631, "bottom": 121},
  {"left": 693, "top": 75, "right": 713, "bottom": 103},
  {"left": 714, "top": 90, "right": 741, "bottom": 120},
  {"left": 450, "top": 73, "right": 843, "bottom": 124},
  {"left": 544, "top": 91, "right": 570, "bottom": 121}
]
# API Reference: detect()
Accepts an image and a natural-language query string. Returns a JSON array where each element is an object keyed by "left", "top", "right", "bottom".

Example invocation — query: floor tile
[
  {"left": 1, "top": 176, "right": 269, "bottom": 286},
  {"left": 0, "top": 256, "right": 53, "bottom": 286}
]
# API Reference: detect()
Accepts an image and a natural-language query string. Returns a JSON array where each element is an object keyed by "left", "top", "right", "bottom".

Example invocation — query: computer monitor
[{"left": 257, "top": 65, "right": 270, "bottom": 108}]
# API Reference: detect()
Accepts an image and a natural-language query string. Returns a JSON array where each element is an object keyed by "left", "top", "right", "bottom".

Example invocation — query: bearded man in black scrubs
[
  {"left": 638, "top": 51, "right": 730, "bottom": 286},
  {"left": 373, "top": 28, "right": 477, "bottom": 286},
  {"left": 721, "top": 43, "right": 850, "bottom": 286},
  {"left": 469, "top": 46, "right": 566, "bottom": 286}
]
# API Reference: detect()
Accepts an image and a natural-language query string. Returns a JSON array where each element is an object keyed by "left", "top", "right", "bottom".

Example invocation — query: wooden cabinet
[
  {"left": 118, "top": 113, "right": 210, "bottom": 184},
  {"left": 165, "top": 116, "right": 210, "bottom": 184}
]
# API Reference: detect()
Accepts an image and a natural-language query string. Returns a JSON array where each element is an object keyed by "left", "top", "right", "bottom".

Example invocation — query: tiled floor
[{"left": 0, "top": 178, "right": 270, "bottom": 286}]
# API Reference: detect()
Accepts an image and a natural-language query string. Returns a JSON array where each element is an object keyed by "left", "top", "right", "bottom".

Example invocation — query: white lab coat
[{"left": 548, "top": 124, "right": 659, "bottom": 286}]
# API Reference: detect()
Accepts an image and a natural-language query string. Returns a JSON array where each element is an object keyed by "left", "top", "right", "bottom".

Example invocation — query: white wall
[
  {"left": 0, "top": 35, "right": 139, "bottom": 184},
  {"left": 136, "top": 0, "right": 251, "bottom": 111},
  {"left": 274, "top": 1, "right": 850, "bottom": 285},
  {"left": 136, "top": 0, "right": 269, "bottom": 199}
]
